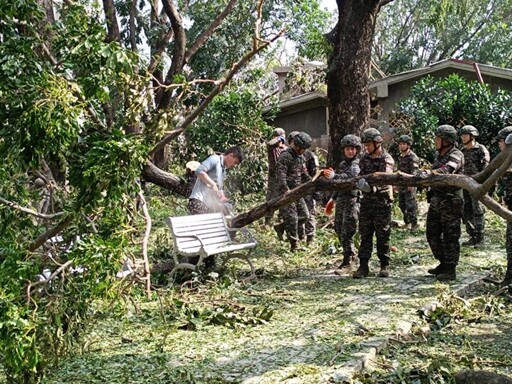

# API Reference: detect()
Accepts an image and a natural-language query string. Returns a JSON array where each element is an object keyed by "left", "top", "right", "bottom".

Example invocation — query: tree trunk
[
  {"left": 455, "top": 370, "right": 512, "bottom": 384},
  {"left": 326, "top": 0, "right": 382, "bottom": 166},
  {"left": 141, "top": 161, "right": 190, "bottom": 198}
]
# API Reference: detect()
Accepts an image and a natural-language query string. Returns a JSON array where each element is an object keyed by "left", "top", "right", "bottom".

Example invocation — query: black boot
[
  {"left": 500, "top": 262, "right": 512, "bottom": 288},
  {"left": 436, "top": 265, "right": 456, "bottom": 281},
  {"left": 473, "top": 235, "right": 485, "bottom": 248},
  {"left": 290, "top": 240, "right": 298, "bottom": 252},
  {"left": 427, "top": 262, "right": 445, "bottom": 275},
  {"left": 353, "top": 259, "right": 369, "bottom": 279},
  {"left": 306, "top": 235, "right": 314, "bottom": 246}
]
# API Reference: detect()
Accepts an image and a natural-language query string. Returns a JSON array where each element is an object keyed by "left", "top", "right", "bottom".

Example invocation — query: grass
[{"left": 31, "top": 195, "right": 512, "bottom": 383}]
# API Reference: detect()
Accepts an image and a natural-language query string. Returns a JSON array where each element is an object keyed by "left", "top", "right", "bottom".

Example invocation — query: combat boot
[
  {"left": 306, "top": 235, "right": 314, "bottom": 246},
  {"left": 352, "top": 260, "right": 369, "bottom": 279},
  {"left": 436, "top": 265, "right": 456, "bottom": 281},
  {"left": 290, "top": 240, "right": 298, "bottom": 252},
  {"left": 334, "top": 254, "right": 353, "bottom": 276},
  {"left": 378, "top": 263, "right": 390, "bottom": 278},
  {"left": 427, "top": 262, "right": 445, "bottom": 275},
  {"left": 500, "top": 263, "right": 512, "bottom": 288},
  {"left": 462, "top": 237, "right": 476, "bottom": 246},
  {"left": 410, "top": 223, "right": 419, "bottom": 232},
  {"left": 473, "top": 235, "right": 485, "bottom": 249},
  {"left": 274, "top": 223, "right": 285, "bottom": 241}
]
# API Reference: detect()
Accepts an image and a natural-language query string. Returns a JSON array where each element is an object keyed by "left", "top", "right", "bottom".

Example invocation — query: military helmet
[
  {"left": 293, "top": 132, "right": 312, "bottom": 149},
  {"left": 398, "top": 134, "right": 413, "bottom": 145},
  {"left": 435, "top": 124, "right": 457, "bottom": 143},
  {"left": 273, "top": 127, "right": 286, "bottom": 137},
  {"left": 459, "top": 125, "right": 479, "bottom": 137},
  {"left": 360, "top": 128, "right": 383, "bottom": 143},
  {"left": 340, "top": 134, "right": 362, "bottom": 149},
  {"left": 496, "top": 126, "right": 512, "bottom": 141},
  {"left": 288, "top": 131, "right": 299, "bottom": 144}
]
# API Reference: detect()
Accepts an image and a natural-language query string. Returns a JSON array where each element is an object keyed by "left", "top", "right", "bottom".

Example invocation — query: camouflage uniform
[
  {"left": 265, "top": 136, "right": 287, "bottom": 224},
  {"left": 397, "top": 149, "right": 420, "bottom": 226},
  {"left": 358, "top": 150, "right": 395, "bottom": 267},
  {"left": 461, "top": 143, "right": 490, "bottom": 243},
  {"left": 333, "top": 157, "right": 361, "bottom": 260},
  {"left": 276, "top": 147, "right": 311, "bottom": 243},
  {"left": 299, "top": 149, "right": 319, "bottom": 242},
  {"left": 501, "top": 170, "right": 512, "bottom": 267},
  {"left": 426, "top": 146, "right": 464, "bottom": 267}
]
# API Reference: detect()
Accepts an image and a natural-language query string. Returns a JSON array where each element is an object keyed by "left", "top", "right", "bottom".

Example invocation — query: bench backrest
[{"left": 168, "top": 213, "right": 230, "bottom": 254}]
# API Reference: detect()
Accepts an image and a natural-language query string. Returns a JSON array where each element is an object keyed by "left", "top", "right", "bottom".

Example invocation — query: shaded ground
[{"left": 39, "top": 201, "right": 512, "bottom": 384}]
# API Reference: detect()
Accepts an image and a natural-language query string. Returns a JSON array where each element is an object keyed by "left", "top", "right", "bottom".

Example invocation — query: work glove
[
  {"left": 323, "top": 167, "right": 335, "bottom": 179},
  {"left": 278, "top": 135, "right": 286, "bottom": 144},
  {"left": 356, "top": 178, "right": 371, "bottom": 193},
  {"left": 325, "top": 199, "right": 335, "bottom": 215}
]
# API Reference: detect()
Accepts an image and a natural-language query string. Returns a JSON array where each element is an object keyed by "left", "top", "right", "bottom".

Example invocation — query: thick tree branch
[
  {"left": 129, "top": 0, "right": 138, "bottom": 52},
  {"left": 0, "top": 196, "right": 64, "bottom": 220},
  {"left": 102, "top": 0, "right": 120, "bottom": 43},
  {"left": 184, "top": 0, "right": 238, "bottom": 63},
  {"left": 150, "top": 28, "right": 284, "bottom": 156},
  {"left": 28, "top": 215, "right": 73, "bottom": 252},
  {"left": 232, "top": 167, "right": 512, "bottom": 228},
  {"left": 158, "top": 0, "right": 187, "bottom": 109}
]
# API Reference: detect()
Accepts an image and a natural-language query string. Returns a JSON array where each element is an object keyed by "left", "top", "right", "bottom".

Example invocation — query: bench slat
[{"left": 167, "top": 212, "right": 257, "bottom": 277}]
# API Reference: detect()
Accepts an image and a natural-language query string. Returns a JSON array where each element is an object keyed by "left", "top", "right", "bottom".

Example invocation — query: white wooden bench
[{"left": 167, "top": 212, "right": 257, "bottom": 277}]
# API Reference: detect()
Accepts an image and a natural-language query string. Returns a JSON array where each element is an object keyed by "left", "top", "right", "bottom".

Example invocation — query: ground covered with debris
[{"left": 39, "top": 200, "right": 512, "bottom": 384}]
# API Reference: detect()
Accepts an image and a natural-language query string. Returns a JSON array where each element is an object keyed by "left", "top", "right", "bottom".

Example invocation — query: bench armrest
[{"left": 172, "top": 233, "right": 207, "bottom": 248}]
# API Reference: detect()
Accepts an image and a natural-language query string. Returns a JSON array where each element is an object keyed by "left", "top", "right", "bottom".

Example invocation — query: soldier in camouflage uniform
[
  {"left": 496, "top": 126, "right": 512, "bottom": 292},
  {"left": 299, "top": 148, "right": 319, "bottom": 245},
  {"left": 265, "top": 128, "right": 287, "bottom": 226},
  {"left": 396, "top": 135, "right": 420, "bottom": 231},
  {"left": 459, "top": 125, "right": 490, "bottom": 247},
  {"left": 275, "top": 132, "right": 312, "bottom": 251},
  {"left": 425, "top": 125, "right": 464, "bottom": 281},
  {"left": 353, "top": 128, "right": 395, "bottom": 278},
  {"left": 324, "top": 135, "right": 361, "bottom": 275}
]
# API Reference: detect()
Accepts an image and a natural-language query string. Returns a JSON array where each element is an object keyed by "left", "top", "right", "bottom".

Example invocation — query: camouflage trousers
[
  {"left": 334, "top": 196, "right": 360, "bottom": 258},
  {"left": 463, "top": 190, "right": 485, "bottom": 240},
  {"left": 358, "top": 194, "right": 392, "bottom": 265},
  {"left": 188, "top": 198, "right": 210, "bottom": 215},
  {"left": 188, "top": 198, "right": 228, "bottom": 215},
  {"left": 507, "top": 221, "right": 512, "bottom": 264},
  {"left": 265, "top": 172, "right": 280, "bottom": 224},
  {"left": 280, "top": 197, "right": 309, "bottom": 242},
  {"left": 426, "top": 195, "right": 463, "bottom": 266},
  {"left": 398, "top": 187, "right": 418, "bottom": 225},
  {"left": 298, "top": 194, "right": 316, "bottom": 239}
]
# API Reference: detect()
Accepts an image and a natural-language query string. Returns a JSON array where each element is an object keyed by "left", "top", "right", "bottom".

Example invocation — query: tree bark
[
  {"left": 455, "top": 370, "right": 512, "bottom": 384},
  {"left": 326, "top": 0, "right": 383, "bottom": 166}
]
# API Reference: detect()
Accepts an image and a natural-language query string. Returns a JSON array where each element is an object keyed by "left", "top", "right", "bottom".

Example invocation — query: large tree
[{"left": 326, "top": 0, "right": 392, "bottom": 167}]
